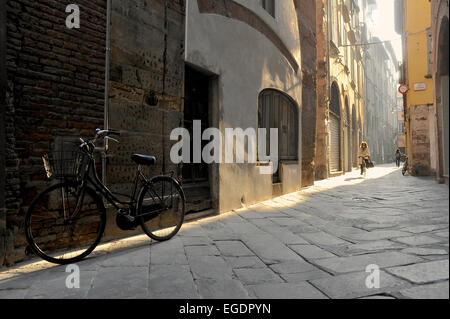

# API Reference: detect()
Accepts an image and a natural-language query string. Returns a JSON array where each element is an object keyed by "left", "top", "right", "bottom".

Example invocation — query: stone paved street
[{"left": 0, "top": 165, "right": 448, "bottom": 299}]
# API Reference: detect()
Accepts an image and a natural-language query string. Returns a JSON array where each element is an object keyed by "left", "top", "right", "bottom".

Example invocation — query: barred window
[
  {"left": 258, "top": 89, "right": 298, "bottom": 183},
  {"left": 261, "top": 0, "right": 275, "bottom": 18}
]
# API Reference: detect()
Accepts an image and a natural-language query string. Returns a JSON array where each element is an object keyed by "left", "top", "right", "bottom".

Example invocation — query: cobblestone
[{"left": 0, "top": 165, "right": 448, "bottom": 299}]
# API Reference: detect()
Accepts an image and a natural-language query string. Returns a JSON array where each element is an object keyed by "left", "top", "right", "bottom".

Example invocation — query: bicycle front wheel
[
  {"left": 25, "top": 182, "right": 106, "bottom": 264},
  {"left": 138, "top": 176, "right": 185, "bottom": 241}
]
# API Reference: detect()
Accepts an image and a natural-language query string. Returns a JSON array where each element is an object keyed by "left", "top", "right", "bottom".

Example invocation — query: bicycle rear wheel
[
  {"left": 25, "top": 182, "right": 106, "bottom": 264},
  {"left": 138, "top": 176, "right": 185, "bottom": 241}
]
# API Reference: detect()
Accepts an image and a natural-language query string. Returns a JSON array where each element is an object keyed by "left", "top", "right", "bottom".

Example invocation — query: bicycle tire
[
  {"left": 138, "top": 176, "right": 185, "bottom": 241},
  {"left": 25, "top": 182, "right": 106, "bottom": 265}
]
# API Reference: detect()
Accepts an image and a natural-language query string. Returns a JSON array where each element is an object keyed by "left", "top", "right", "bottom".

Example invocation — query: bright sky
[
  {"left": 369, "top": 0, "right": 403, "bottom": 62},
  {"left": 365, "top": 1, "right": 403, "bottom": 100}
]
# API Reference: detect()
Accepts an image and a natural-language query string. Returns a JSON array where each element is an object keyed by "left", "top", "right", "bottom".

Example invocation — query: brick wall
[
  {"left": 2, "top": 0, "right": 186, "bottom": 267},
  {"left": 294, "top": 0, "right": 317, "bottom": 186},
  {"left": 4, "top": 0, "right": 107, "bottom": 265}
]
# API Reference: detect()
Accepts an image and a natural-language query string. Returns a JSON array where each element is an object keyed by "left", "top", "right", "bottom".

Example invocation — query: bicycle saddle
[{"left": 131, "top": 154, "right": 156, "bottom": 166}]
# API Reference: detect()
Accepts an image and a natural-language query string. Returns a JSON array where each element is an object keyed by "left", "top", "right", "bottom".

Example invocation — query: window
[
  {"left": 258, "top": 89, "right": 298, "bottom": 183},
  {"left": 261, "top": 0, "right": 275, "bottom": 18}
]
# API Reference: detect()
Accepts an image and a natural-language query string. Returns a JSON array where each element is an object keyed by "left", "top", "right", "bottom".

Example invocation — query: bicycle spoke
[{"left": 26, "top": 183, "right": 106, "bottom": 264}]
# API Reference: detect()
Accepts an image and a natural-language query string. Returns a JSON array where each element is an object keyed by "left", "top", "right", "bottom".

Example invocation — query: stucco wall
[{"left": 186, "top": 0, "right": 302, "bottom": 212}]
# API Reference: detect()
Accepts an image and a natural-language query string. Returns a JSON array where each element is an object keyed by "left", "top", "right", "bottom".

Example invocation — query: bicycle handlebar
[
  {"left": 79, "top": 129, "right": 121, "bottom": 154},
  {"left": 95, "top": 128, "right": 121, "bottom": 138}
]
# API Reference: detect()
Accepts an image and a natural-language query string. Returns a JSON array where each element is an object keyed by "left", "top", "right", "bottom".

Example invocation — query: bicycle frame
[
  {"left": 70, "top": 151, "right": 173, "bottom": 220},
  {"left": 82, "top": 155, "right": 147, "bottom": 209}
]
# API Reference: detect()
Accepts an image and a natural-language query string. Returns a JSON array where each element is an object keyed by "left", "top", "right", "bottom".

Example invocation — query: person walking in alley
[
  {"left": 358, "top": 142, "right": 371, "bottom": 176},
  {"left": 395, "top": 149, "right": 402, "bottom": 167}
]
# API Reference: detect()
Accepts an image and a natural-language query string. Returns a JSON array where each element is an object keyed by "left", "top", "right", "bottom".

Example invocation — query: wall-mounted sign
[
  {"left": 414, "top": 82, "right": 427, "bottom": 91},
  {"left": 398, "top": 84, "right": 409, "bottom": 95}
]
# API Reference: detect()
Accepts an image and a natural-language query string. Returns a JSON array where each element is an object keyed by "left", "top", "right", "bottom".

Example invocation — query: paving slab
[
  {"left": 299, "top": 232, "right": 350, "bottom": 246},
  {"left": 248, "top": 282, "right": 328, "bottom": 299},
  {"left": 281, "top": 269, "right": 332, "bottom": 283},
  {"left": 224, "top": 256, "right": 267, "bottom": 269},
  {"left": 196, "top": 279, "right": 250, "bottom": 299},
  {"left": 393, "top": 235, "right": 444, "bottom": 246},
  {"left": 148, "top": 265, "right": 198, "bottom": 299},
  {"left": 311, "top": 252, "right": 423, "bottom": 274},
  {"left": 233, "top": 268, "right": 283, "bottom": 285},
  {"left": 88, "top": 266, "right": 148, "bottom": 299},
  {"left": 240, "top": 234, "right": 304, "bottom": 264},
  {"left": 289, "top": 245, "right": 336, "bottom": 259},
  {"left": 401, "top": 248, "right": 448, "bottom": 256},
  {"left": 269, "top": 260, "right": 318, "bottom": 274},
  {"left": 185, "top": 245, "right": 221, "bottom": 257},
  {"left": 400, "top": 225, "right": 448, "bottom": 234},
  {"left": 344, "top": 240, "right": 406, "bottom": 253},
  {"left": 215, "top": 241, "right": 255, "bottom": 257},
  {"left": 386, "top": 259, "right": 449, "bottom": 284},
  {"left": 310, "top": 271, "right": 409, "bottom": 299},
  {"left": 399, "top": 281, "right": 449, "bottom": 299},
  {"left": 189, "top": 256, "right": 233, "bottom": 281},
  {"left": 343, "top": 230, "right": 411, "bottom": 241}
]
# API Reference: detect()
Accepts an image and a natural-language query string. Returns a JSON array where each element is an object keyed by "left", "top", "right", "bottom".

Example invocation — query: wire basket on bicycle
[{"left": 42, "top": 142, "right": 88, "bottom": 180}]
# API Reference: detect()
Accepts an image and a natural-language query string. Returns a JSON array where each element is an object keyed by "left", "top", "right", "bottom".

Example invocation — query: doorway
[{"left": 183, "top": 65, "right": 213, "bottom": 213}]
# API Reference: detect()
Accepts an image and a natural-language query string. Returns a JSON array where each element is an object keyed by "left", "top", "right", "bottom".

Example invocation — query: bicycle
[
  {"left": 359, "top": 156, "right": 370, "bottom": 177},
  {"left": 25, "top": 129, "right": 186, "bottom": 265}
]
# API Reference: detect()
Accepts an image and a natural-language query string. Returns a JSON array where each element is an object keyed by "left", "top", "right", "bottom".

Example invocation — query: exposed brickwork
[
  {"left": 2, "top": 0, "right": 187, "bottom": 267},
  {"left": 4, "top": 0, "right": 107, "bottom": 265},
  {"left": 408, "top": 104, "right": 434, "bottom": 176}
]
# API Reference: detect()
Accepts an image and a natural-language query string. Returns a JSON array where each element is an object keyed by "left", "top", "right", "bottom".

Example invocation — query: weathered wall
[
  {"left": 408, "top": 104, "right": 434, "bottom": 176},
  {"left": 294, "top": 0, "right": 317, "bottom": 187},
  {"left": 186, "top": 0, "right": 302, "bottom": 213},
  {"left": 1, "top": 0, "right": 7, "bottom": 266},
  {"left": 104, "top": 0, "right": 185, "bottom": 238},
  {"left": 4, "top": 0, "right": 106, "bottom": 265},
  {"left": 107, "top": 0, "right": 185, "bottom": 194},
  {"left": 403, "top": 0, "right": 436, "bottom": 176},
  {"left": 315, "top": 0, "right": 329, "bottom": 180}
]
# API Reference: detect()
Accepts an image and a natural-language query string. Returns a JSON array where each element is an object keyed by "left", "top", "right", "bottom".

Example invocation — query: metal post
[
  {"left": 0, "top": 0, "right": 7, "bottom": 264},
  {"left": 103, "top": 0, "right": 112, "bottom": 185}
]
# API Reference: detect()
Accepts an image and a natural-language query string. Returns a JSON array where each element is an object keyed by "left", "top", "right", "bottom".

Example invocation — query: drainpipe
[{"left": 103, "top": 0, "right": 112, "bottom": 184}]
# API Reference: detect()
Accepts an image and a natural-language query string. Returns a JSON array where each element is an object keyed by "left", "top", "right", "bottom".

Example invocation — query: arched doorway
[
  {"left": 329, "top": 82, "right": 341, "bottom": 172},
  {"left": 436, "top": 16, "right": 449, "bottom": 182}
]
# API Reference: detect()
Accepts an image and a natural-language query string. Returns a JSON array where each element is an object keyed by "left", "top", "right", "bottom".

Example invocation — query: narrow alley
[{"left": 1, "top": 165, "right": 448, "bottom": 299}]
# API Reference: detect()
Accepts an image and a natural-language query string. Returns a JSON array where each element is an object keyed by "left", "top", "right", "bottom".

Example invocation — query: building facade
[
  {"left": 431, "top": 0, "right": 449, "bottom": 184},
  {"left": 186, "top": 0, "right": 303, "bottom": 213},
  {"left": 397, "top": 0, "right": 437, "bottom": 176},
  {"left": 316, "top": 0, "right": 365, "bottom": 178},
  {"left": 1, "top": 0, "right": 309, "bottom": 265}
]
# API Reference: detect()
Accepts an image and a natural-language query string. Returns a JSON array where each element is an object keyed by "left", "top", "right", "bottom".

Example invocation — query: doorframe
[{"left": 184, "top": 63, "right": 220, "bottom": 211}]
